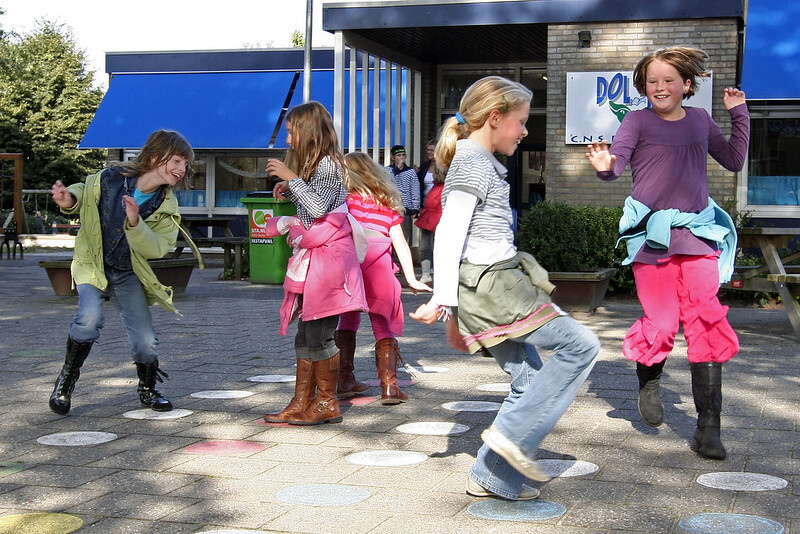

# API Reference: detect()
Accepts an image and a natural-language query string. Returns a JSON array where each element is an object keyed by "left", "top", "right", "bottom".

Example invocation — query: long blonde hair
[
  {"left": 284, "top": 101, "right": 346, "bottom": 181},
  {"left": 344, "top": 152, "right": 404, "bottom": 215},
  {"left": 435, "top": 76, "right": 532, "bottom": 173}
]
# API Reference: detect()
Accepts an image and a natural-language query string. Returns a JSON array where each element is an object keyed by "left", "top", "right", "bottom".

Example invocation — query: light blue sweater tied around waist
[{"left": 616, "top": 196, "right": 738, "bottom": 285}]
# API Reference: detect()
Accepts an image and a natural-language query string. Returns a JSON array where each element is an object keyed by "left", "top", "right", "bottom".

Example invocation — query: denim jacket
[{"left": 62, "top": 168, "right": 183, "bottom": 312}]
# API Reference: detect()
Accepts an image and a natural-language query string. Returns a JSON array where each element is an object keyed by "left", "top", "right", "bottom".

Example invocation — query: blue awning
[
  {"left": 79, "top": 71, "right": 334, "bottom": 150},
  {"left": 741, "top": 0, "right": 800, "bottom": 100}
]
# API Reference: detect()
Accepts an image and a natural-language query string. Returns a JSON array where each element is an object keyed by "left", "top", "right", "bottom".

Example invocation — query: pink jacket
[
  {"left": 267, "top": 212, "right": 368, "bottom": 335},
  {"left": 360, "top": 234, "right": 404, "bottom": 336}
]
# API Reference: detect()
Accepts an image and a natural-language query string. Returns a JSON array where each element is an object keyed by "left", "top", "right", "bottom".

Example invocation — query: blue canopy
[
  {"left": 80, "top": 71, "right": 332, "bottom": 150},
  {"left": 741, "top": 0, "right": 800, "bottom": 100}
]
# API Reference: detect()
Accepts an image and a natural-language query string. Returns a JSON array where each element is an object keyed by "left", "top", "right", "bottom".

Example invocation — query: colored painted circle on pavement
[
  {"left": 276, "top": 483, "right": 371, "bottom": 506},
  {"left": 696, "top": 472, "right": 788, "bottom": 492},
  {"left": 396, "top": 422, "right": 470, "bottom": 436},
  {"left": 539, "top": 459, "right": 599, "bottom": 478},
  {"left": 0, "top": 512, "right": 82, "bottom": 533},
  {"left": 9, "top": 349, "right": 60, "bottom": 357},
  {"left": 340, "top": 396, "right": 377, "bottom": 406},
  {"left": 122, "top": 408, "right": 193, "bottom": 420},
  {"left": 678, "top": 513, "right": 784, "bottom": 534},
  {"left": 346, "top": 450, "right": 428, "bottom": 467},
  {"left": 37, "top": 431, "right": 117, "bottom": 447},
  {"left": 467, "top": 499, "right": 566, "bottom": 522},
  {"left": 247, "top": 375, "right": 295, "bottom": 383},
  {"left": 190, "top": 390, "right": 254, "bottom": 399},
  {"left": 476, "top": 382, "right": 511, "bottom": 392},
  {"left": 185, "top": 440, "right": 266, "bottom": 455},
  {"left": 399, "top": 365, "right": 449, "bottom": 374},
  {"left": 442, "top": 401, "right": 501, "bottom": 412},
  {"left": 0, "top": 462, "right": 24, "bottom": 478}
]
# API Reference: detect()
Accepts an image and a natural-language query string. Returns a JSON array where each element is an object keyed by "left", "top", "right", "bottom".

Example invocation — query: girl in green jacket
[{"left": 49, "top": 129, "right": 194, "bottom": 415}]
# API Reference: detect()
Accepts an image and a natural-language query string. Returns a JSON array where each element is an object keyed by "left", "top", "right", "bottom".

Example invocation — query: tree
[
  {"left": 0, "top": 18, "right": 106, "bottom": 192},
  {"left": 291, "top": 30, "right": 305, "bottom": 48}
]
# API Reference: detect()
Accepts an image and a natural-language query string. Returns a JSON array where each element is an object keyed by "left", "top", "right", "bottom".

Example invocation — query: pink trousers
[
  {"left": 338, "top": 311, "right": 394, "bottom": 342},
  {"left": 624, "top": 254, "right": 739, "bottom": 366}
]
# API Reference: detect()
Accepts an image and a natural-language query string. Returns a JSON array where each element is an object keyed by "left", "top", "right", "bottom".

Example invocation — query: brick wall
[{"left": 546, "top": 19, "right": 742, "bottom": 208}]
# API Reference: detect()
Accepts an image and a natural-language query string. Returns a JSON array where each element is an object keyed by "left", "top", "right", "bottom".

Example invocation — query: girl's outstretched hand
[
  {"left": 51, "top": 180, "right": 75, "bottom": 209},
  {"left": 585, "top": 141, "right": 616, "bottom": 172},
  {"left": 409, "top": 300, "right": 438, "bottom": 324},
  {"left": 406, "top": 279, "right": 432, "bottom": 295},
  {"left": 723, "top": 87, "right": 746, "bottom": 110},
  {"left": 266, "top": 158, "right": 296, "bottom": 182}
]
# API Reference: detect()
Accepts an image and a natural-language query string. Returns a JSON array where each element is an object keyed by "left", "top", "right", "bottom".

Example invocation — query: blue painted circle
[
  {"left": 467, "top": 499, "right": 566, "bottom": 522},
  {"left": 679, "top": 513, "right": 784, "bottom": 534},
  {"left": 276, "top": 483, "right": 370, "bottom": 506}
]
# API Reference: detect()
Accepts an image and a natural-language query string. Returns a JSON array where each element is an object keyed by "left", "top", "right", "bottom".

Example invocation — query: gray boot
[
  {"left": 691, "top": 362, "right": 726, "bottom": 460},
  {"left": 636, "top": 359, "right": 665, "bottom": 427}
]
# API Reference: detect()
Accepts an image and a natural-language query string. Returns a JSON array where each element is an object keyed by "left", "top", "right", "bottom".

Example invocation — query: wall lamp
[{"left": 578, "top": 30, "right": 592, "bottom": 48}]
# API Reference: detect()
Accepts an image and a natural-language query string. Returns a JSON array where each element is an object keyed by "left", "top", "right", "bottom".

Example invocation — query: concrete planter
[
  {"left": 39, "top": 257, "right": 197, "bottom": 297},
  {"left": 549, "top": 268, "right": 617, "bottom": 312}
]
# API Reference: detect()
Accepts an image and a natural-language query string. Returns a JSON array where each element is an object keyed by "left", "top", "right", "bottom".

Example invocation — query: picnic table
[
  {"left": 723, "top": 227, "right": 800, "bottom": 340},
  {"left": 173, "top": 215, "right": 246, "bottom": 279}
]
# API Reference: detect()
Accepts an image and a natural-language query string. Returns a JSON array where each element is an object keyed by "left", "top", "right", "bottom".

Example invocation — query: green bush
[{"left": 517, "top": 201, "right": 634, "bottom": 294}]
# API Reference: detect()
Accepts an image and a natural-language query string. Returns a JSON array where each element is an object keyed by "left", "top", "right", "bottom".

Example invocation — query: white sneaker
[
  {"left": 466, "top": 476, "right": 540, "bottom": 500},
  {"left": 419, "top": 273, "right": 432, "bottom": 284},
  {"left": 481, "top": 426, "right": 551, "bottom": 482}
]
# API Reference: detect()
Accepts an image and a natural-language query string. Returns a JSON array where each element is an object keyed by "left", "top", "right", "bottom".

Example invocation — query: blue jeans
[
  {"left": 69, "top": 268, "right": 158, "bottom": 364},
  {"left": 469, "top": 315, "right": 600, "bottom": 499}
]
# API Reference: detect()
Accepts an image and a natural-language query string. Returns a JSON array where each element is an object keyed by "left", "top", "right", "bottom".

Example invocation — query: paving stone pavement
[{"left": 0, "top": 251, "right": 798, "bottom": 533}]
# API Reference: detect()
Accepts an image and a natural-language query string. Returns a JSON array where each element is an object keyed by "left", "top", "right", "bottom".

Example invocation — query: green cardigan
[
  {"left": 455, "top": 251, "right": 561, "bottom": 354},
  {"left": 62, "top": 170, "right": 183, "bottom": 313}
]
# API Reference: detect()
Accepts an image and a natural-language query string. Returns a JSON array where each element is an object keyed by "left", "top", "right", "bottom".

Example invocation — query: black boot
[
  {"left": 636, "top": 359, "right": 666, "bottom": 427},
  {"left": 690, "top": 362, "right": 726, "bottom": 460},
  {"left": 135, "top": 361, "right": 173, "bottom": 412},
  {"left": 49, "top": 337, "right": 93, "bottom": 415}
]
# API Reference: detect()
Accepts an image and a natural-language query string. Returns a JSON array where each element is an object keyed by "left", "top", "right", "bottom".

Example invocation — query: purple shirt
[{"left": 598, "top": 104, "right": 750, "bottom": 263}]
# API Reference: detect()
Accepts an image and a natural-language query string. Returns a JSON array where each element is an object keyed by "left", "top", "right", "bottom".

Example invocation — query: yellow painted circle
[{"left": 0, "top": 513, "right": 82, "bottom": 534}]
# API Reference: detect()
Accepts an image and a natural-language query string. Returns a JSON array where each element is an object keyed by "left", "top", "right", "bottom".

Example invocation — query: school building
[{"left": 81, "top": 0, "right": 799, "bottom": 226}]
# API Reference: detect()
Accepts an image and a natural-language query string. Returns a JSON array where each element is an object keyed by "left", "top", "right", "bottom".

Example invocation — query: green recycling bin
[{"left": 241, "top": 193, "right": 297, "bottom": 284}]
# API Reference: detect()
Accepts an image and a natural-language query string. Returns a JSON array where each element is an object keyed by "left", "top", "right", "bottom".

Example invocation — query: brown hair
[
  {"left": 434, "top": 76, "right": 532, "bottom": 173},
  {"left": 344, "top": 152, "right": 404, "bottom": 215},
  {"left": 284, "top": 101, "right": 346, "bottom": 182},
  {"left": 633, "top": 46, "right": 710, "bottom": 99},
  {"left": 120, "top": 129, "right": 194, "bottom": 178}
]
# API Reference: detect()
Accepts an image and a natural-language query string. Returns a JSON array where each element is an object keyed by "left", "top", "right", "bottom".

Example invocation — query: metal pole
[{"left": 303, "top": 0, "right": 312, "bottom": 103}]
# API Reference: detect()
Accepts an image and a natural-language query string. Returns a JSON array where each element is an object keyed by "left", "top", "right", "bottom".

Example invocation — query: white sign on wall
[{"left": 565, "top": 71, "right": 713, "bottom": 145}]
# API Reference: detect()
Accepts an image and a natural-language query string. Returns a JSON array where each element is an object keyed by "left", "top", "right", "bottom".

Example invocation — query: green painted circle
[
  {"left": 0, "top": 462, "right": 24, "bottom": 478},
  {"left": 9, "top": 350, "right": 60, "bottom": 357},
  {"left": 253, "top": 211, "right": 266, "bottom": 225},
  {"left": 0, "top": 512, "right": 83, "bottom": 534}
]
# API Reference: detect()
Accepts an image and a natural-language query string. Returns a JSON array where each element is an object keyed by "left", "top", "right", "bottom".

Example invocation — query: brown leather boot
[
  {"left": 263, "top": 358, "right": 314, "bottom": 423},
  {"left": 375, "top": 337, "right": 408, "bottom": 405},
  {"left": 335, "top": 330, "right": 370, "bottom": 398},
  {"left": 289, "top": 354, "right": 343, "bottom": 425}
]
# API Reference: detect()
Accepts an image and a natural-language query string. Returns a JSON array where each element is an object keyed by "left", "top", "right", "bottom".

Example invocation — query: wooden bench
[{"left": 175, "top": 236, "right": 247, "bottom": 279}]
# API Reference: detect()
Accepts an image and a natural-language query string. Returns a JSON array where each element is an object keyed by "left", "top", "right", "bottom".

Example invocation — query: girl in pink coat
[{"left": 262, "top": 102, "right": 367, "bottom": 426}]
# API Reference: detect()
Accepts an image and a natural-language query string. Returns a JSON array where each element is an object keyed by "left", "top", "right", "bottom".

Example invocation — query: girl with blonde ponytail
[{"left": 411, "top": 76, "right": 600, "bottom": 501}]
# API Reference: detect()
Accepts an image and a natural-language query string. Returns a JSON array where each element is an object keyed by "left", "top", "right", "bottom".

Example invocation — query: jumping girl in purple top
[{"left": 586, "top": 46, "right": 749, "bottom": 460}]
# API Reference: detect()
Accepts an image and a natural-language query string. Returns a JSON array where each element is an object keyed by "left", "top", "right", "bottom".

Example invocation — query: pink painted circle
[
  {"left": 340, "top": 396, "right": 377, "bottom": 406},
  {"left": 185, "top": 440, "right": 265, "bottom": 455}
]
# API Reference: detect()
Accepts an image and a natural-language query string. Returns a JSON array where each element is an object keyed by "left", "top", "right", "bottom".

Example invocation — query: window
[{"left": 740, "top": 103, "right": 800, "bottom": 217}]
